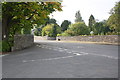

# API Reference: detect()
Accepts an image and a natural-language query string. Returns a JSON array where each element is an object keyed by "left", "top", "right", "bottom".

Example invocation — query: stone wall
[
  {"left": 12, "top": 34, "right": 34, "bottom": 51},
  {"left": 47, "top": 37, "right": 56, "bottom": 40},
  {"left": 57, "top": 35, "right": 119, "bottom": 43},
  {"left": 34, "top": 36, "right": 47, "bottom": 40},
  {"left": 34, "top": 36, "right": 56, "bottom": 41}
]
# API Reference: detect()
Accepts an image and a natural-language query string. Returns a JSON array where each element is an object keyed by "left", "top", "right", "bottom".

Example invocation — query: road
[{"left": 2, "top": 40, "right": 118, "bottom": 78}]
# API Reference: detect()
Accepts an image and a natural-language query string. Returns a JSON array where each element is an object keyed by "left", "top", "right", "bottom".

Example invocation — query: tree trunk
[
  {"left": 0, "top": 21, "right": 2, "bottom": 41},
  {"left": 2, "top": 16, "right": 10, "bottom": 41}
]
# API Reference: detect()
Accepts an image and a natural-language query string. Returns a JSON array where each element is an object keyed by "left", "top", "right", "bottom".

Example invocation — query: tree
[
  {"left": 75, "top": 10, "right": 84, "bottom": 22},
  {"left": 93, "top": 20, "right": 111, "bottom": 35},
  {"left": 62, "top": 29, "right": 74, "bottom": 36},
  {"left": 62, "top": 22, "right": 90, "bottom": 36},
  {"left": 2, "top": 2, "right": 62, "bottom": 51},
  {"left": 0, "top": 3, "right": 1, "bottom": 22},
  {"left": 34, "top": 18, "right": 58, "bottom": 36},
  {"left": 42, "top": 24, "right": 61, "bottom": 37},
  {"left": 61, "top": 20, "right": 71, "bottom": 32},
  {"left": 0, "top": 3, "right": 1, "bottom": 41},
  {"left": 2, "top": 2, "right": 62, "bottom": 41},
  {"left": 107, "top": 1, "right": 120, "bottom": 34},
  {"left": 46, "top": 18, "right": 57, "bottom": 25},
  {"left": 88, "top": 14, "right": 96, "bottom": 31},
  {"left": 34, "top": 27, "right": 42, "bottom": 36}
]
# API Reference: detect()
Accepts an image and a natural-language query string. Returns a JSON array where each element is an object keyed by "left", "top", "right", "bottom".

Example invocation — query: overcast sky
[{"left": 50, "top": 0, "right": 119, "bottom": 25}]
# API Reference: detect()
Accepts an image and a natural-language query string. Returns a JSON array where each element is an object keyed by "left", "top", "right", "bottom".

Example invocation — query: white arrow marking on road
[{"left": 73, "top": 53, "right": 81, "bottom": 55}]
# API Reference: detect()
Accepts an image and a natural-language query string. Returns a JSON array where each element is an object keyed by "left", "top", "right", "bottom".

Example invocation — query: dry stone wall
[
  {"left": 12, "top": 34, "right": 34, "bottom": 51},
  {"left": 57, "top": 35, "right": 119, "bottom": 43}
]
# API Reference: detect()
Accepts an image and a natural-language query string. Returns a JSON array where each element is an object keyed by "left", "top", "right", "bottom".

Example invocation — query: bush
[
  {"left": 0, "top": 40, "right": 11, "bottom": 52},
  {"left": 106, "top": 32, "right": 119, "bottom": 35},
  {"left": 62, "top": 29, "right": 74, "bottom": 36},
  {"left": 62, "top": 22, "right": 90, "bottom": 36},
  {"left": 57, "top": 34, "right": 62, "bottom": 36},
  {"left": 61, "top": 32, "right": 71, "bottom": 36}
]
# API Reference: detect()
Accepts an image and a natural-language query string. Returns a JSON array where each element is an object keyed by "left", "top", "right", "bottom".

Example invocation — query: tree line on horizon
[{"left": 35, "top": 1, "right": 120, "bottom": 37}]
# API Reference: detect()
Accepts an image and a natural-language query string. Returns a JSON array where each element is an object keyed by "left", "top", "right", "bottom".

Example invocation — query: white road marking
[
  {"left": 53, "top": 49, "right": 58, "bottom": 51},
  {"left": 22, "top": 50, "right": 117, "bottom": 63},
  {"left": 44, "top": 46, "right": 48, "bottom": 49},
  {"left": 45, "top": 46, "right": 49, "bottom": 48},
  {"left": 36, "top": 45, "right": 39, "bottom": 47},
  {"left": 58, "top": 48, "right": 62, "bottom": 49},
  {"left": 41, "top": 47, "right": 45, "bottom": 48},
  {"left": 71, "top": 51, "right": 78, "bottom": 53},
  {"left": 58, "top": 50, "right": 64, "bottom": 52},
  {"left": 22, "top": 51, "right": 89, "bottom": 63},
  {"left": 63, "top": 49, "right": 68, "bottom": 51},
  {"left": 67, "top": 51, "right": 72, "bottom": 53},
  {"left": 80, "top": 52, "right": 89, "bottom": 55},
  {"left": 31, "top": 60, "right": 35, "bottom": 61},
  {"left": 80, "top": 52, "right": 117, "bottom": 59},
  {"left": 22, "top": 55, "right": 78, "bottom": 63},
  {"left": 0, "top": 54, "right": 9, "bottom": 57},
  {"left": 36, "top": 45, "right": 117, "bottom": 60},
  {"left": 48, "top": 48, "right": 52, "bottom": 49},
  {"left": 89, "top": 53, "right": 118, "bottom": 59},
  {"left": 38, "top": 46, "right": 41, "bottom": 47},
  {"left": 77, "top": 46, "right": 84, "bottom": 48},
  {"left": 23, "top": 60, "right": 27, "bottom": 63},
  {"left": 73, "top": 53, "right": 81, "bottom": 55}
]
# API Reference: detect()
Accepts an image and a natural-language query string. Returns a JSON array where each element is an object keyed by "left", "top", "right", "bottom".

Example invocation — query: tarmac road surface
[{"left": 2, "top": 40, "right": 118, "bottom": 78}]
